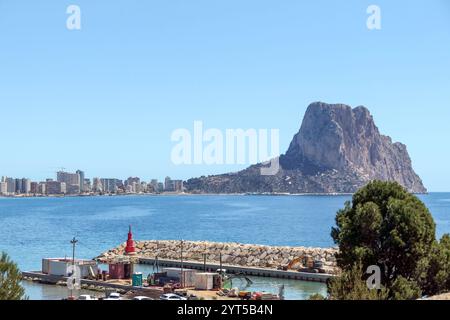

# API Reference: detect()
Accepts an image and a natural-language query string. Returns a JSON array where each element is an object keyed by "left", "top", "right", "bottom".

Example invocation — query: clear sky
[{"left": 0, "top": 1, "right": 449, "bottom": 191}]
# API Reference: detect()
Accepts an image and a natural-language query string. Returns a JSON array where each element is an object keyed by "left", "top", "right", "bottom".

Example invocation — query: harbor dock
[
  {"left": 22, "top": 271, "right": 164, "bottom": 299},
  {"left": 21, "top": 230, "right": 335, "bottom": 300},
  {"left": 139, "top": 257, "right": 333, "bottom": 283}
]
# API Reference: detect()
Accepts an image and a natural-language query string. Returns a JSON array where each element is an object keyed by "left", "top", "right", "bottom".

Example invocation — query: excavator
[
  {"left": 277, "top": 256, "right": 326, "bottom": 274},
  {"left": 219, "top": 270, "right": 253, "bottom": 290}
]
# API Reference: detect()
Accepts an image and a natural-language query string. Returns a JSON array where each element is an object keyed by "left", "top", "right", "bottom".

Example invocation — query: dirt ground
[
  {"left": 185, "top": 289, "right": 239, "bottom": 300},
  {"left": 424, "top": 292, "right": 450, "bottom": 300}
]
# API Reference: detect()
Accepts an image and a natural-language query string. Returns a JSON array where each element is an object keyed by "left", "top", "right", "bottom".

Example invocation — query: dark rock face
[{"left": 185, "top": 102, "right": 426, "bottom": 194}]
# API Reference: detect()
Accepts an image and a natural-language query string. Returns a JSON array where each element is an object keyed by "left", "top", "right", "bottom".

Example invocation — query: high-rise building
[
  {"left": 92, "top": 178, "right": 103, "bottom": 193},
  {"left": 30, "top": 182, "right": 39, "bottom": 194},
  {"left": 115, "top": 180, "right": 124, "bottom": 191},
  {"left": 173, "top": 180, "right": 184, "bottom": 193},
  {"left": 150, "top": 179, "right": 158, "bottom": 190},
  {"left": 66, "top": 184, "right": 80, "bottom": 195},
  {"left": 38, "top": 182, "right": 46, "bottom": 195},
  {"left": 163, "top": 177, "right": 183, "bottom": 192},
  {"left": 164, "top": 176, "right": 173, "bottom": 191},
  {"left": 46, "top": 181, "right": 66, "bottom": 195},
  {"left": 6, "top": 178, "right": 15, "bottom": 193},
  {"left": 146, "top": 183, "right": 154, "bottom": 193},
  {"left": 84, "top": 179, "right": 91, "bottom": 192},
  {"left": 126, "top": 177, "right": 140, "bottom": 187},
  {"left": 21, "top": 178, "right": 31, "bottom": 194},
  {"left": 57, "top": 171, "right": 80, "bottom": 191},
  {"left": 100, "top": 178, "right": 121, "bottom": 193},
  {"left": 0, "top": 182, "right": 7, "bottom": 195},
  {"left": 15, "top": 178, "right": 23, "bottom": 194},
  {"left": 76, "top": 170, "right": 85, "bottom": 192},
  {"left": 124, "top": 177, "right": 140, "bottom": 193},
  {"left": 124, "top": 184, "right": 131, "bottom": 193}
]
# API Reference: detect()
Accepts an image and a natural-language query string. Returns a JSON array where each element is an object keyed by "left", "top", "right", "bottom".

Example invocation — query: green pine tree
[
  {"left": 331, "top": 181, "right": 436, "bottom": 294},
  {"left": 0, "top": 252, "right": 27, "bottom": 300}
]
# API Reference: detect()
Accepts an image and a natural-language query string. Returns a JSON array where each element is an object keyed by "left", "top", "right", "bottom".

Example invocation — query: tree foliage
[
  {"left": 423, "top": 234, "right": 450, "bottom": 295},
  {"left": 331, "top": 181, "right": 436, "bottom": 291},
  {"left": 308, "top": 293, "right": 326, "bottom": 300},
  {"left": 390, "top": 276, "right": 422, "bottom": 300},
  {"left": 328, "top": 181, "right": 450, "bottom": 299},
  {"left": 0, "top": 252, "right": 26, "bottom": 300},
  {"left": 327, "top": 263, "right": 389, "bottom": 300}
]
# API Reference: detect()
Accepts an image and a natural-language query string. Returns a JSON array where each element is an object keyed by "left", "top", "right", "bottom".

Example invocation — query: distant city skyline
[
  {"left": 0, "top": 1, "right": 449, "bottom": 191},
  {"left": 1, "top": 169, "right": 183, "bottom": 196},
  {"left": 0, "top": 169, "right": 180, "bottom": 188}
]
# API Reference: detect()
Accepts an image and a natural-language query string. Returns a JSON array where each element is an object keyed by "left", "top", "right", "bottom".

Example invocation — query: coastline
[
  {"left": 0, "top": 191, "right": 432, "bottom": 199},
  {"left": 0, "top": 192, "right": 356, "bottom": 199}
]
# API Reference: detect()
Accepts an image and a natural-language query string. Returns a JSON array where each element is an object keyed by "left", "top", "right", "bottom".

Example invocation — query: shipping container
[
  {"left": 41, "top": 258, "right": 98, "bottom": 278},
  {"left": 161, "top": 268, "right": 198, "bottom": 287},
  {"left": 194, "top": 273, "right": 218, "bottom": 290},
  {"left": 109, "top": 262, "right": 134, "bottom": 280}
]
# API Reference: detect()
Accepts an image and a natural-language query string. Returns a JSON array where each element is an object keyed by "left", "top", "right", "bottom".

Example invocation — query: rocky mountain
[{"left": 185, "top": 102, "right": 426, "bottom": 194}]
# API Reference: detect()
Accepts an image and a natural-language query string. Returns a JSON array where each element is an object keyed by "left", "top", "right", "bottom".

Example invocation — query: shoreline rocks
[{"left": 96, "top": 240, "right": 338, "bottom": 272}]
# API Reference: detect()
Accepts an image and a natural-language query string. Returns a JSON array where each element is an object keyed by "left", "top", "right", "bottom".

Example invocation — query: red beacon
[{"left": 125, "top": 225, "right": 136, "bottom": 255}]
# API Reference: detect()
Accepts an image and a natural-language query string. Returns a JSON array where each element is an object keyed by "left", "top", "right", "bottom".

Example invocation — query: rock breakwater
[{"left": 96, "top": 240, "right": 338, "bottom": 272}]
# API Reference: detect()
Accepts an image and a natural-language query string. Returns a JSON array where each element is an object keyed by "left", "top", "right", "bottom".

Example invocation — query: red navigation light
[{"left": 125, "top": 225, "right": 136, "bottom": 255}]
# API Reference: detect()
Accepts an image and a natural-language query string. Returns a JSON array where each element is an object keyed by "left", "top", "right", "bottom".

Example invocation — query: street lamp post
[
  {"left": 69, "top": 237, "right": 78, "bottom": 298},
  {"left": 203, "top": 243, "right": 207, "bottom": 272},
  {"left": 180, "top": 239, "right": 184, "bottom": 288}
]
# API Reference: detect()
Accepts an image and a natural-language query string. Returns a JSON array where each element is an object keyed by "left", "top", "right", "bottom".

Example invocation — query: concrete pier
[
  {"left": 21, "top": 271, "right": 163, "bottom": 298},
  {"left": 139, "top": 257, "right": 333, "bottom": 283}
]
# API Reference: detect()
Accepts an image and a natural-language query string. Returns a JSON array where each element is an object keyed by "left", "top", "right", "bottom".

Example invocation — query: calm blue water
[{"left": 1, "top": 193, "right": 449, "bottom": 299}]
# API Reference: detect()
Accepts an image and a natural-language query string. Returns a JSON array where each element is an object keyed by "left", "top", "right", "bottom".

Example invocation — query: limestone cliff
[{"left": 185, "top": 102, "right": 426, "bottom": 194}]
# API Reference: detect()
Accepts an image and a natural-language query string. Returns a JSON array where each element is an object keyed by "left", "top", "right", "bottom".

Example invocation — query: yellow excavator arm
[
  {"left": 279, "top": 256, "right": 314, "bottom": 271},
  {"left": 285, "top": 257, "right": 304, "bottom": 270}
]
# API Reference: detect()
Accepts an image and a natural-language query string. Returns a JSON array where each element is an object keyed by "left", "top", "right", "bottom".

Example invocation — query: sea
[{"left": 1, "top": 193, "right": 449, "bottom": 300}]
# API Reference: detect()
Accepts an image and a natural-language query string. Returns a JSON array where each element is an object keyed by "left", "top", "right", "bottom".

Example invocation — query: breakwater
[{"left": 96, "top": 240, "right": 338, "bottom": 273}]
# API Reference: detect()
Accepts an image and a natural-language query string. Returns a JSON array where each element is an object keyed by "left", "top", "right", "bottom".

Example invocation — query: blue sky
[{"left": 0, "top": 1, "right": 449, "bottom": 191}]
